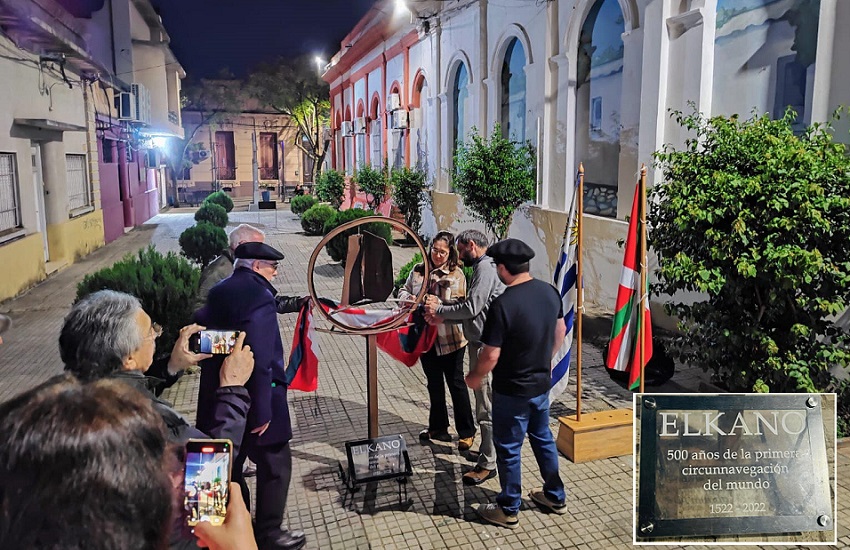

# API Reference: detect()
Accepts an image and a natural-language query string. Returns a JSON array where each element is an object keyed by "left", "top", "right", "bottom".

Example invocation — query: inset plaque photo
[{"left": 634, "top": 393, "right": 836, "bottom": 545}]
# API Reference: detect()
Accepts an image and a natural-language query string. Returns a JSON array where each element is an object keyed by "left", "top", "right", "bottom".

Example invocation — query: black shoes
[
  {"left": 259, "top": 530, "right": 306, "bottom": 550},
  {"left": 419, "top": 429, "right": 452, "bottom": 442}
]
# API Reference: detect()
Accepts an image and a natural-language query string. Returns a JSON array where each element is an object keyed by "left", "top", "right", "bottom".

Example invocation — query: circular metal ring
[{"left": 306, "top": 215, "right": 429, "bottom": 335}]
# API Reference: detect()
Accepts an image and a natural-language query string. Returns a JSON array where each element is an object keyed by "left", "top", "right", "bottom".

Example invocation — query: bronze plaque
[{"left": 637, "top": 394, "right": 833, "bottom": 538}]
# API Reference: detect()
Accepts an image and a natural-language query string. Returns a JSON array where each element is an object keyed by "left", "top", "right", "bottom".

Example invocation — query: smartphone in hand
[
  {"left": 189, "top": 330, "right": 241, "bottom": 355},
  {"left": 184, "top": 439, "right": 232, "bottom": 527}
]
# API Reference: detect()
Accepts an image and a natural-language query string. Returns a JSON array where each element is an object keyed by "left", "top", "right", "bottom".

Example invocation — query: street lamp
[{"left": 314, "top": 56, "right": 325, "bottom": 72}]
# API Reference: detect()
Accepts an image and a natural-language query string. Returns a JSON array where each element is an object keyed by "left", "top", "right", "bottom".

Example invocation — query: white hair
[{"left": 228, "top": 224, "right": 265, "bottom": 251}]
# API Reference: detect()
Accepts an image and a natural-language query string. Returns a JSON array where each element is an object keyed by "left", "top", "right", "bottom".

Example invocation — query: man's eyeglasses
[
  {"left": 260, "top": 261, "right": 279, "bottom": 270},
  {"left": 148, "top": 322, "right": 163, "bottom": 340}
]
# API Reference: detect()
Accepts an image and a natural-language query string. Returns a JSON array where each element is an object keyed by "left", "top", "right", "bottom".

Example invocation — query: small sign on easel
[{"left": 339, "top": 434, "right": 413, "bottom": 506}]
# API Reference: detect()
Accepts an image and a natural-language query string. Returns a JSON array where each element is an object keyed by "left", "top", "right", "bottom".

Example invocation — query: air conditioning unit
[
  {"left": 354, "top": 116, "right": 367, "bottom": 134},
  {"left": 115, "top": 91, "right": 135, "bottom": 120},
  {"left": 387, "top": 93, "right": 401, "bottom": 112},
  {"left": 408, "top": 108, "right": 422, "bottom": 129},
  {"left": 391, "top": 110, "right": 408, "bottom": 130},
  {"left": 131, "top": 83, "right": 151, "bottom": 125},
  {"left": 197, "top": 149, "right": 210, "bottom": 161},
  {"left": 340, "top": 121, "right": 354, "bottom": 136}
]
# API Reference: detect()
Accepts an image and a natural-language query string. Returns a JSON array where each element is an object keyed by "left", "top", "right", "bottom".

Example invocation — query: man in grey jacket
[
  {"left": 196, "top": 223, "right": 308, "bottom": 315},
  {"left": 424, "top": 229, "right": 505, "bottom": 485}
]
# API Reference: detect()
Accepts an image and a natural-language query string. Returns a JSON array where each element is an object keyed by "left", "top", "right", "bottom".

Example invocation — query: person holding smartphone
[{"left": 195, "top": 241, "right": 305, "bottom": 550}]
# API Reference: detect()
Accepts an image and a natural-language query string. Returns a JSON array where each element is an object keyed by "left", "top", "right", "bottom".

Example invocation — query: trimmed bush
[
  {"left": 204, "top": 190, "right": 234, "bottom": 213},
  {"left": 395, "top": 252, "right": 423, "bottom": 292},
  {"left": 315, "top": 170, "right": 345, "bottom": 209},
  {"left": 76, "top": 246, "right": 200, "bottom": 359},
  {"left": 323, "top": 208, "right": 392, "bottom": 264},
  {"left": 300, "top": 203, "right": 335, "bottom": 236},
  {"left": 194, "top": 202, "right": 228, "bottom": 228},
  {"left": 291, "top": 194, "right": 318, "bottom": 216},
  {"left": 179, "top": 222, "right": 227, "bottom": 267}
]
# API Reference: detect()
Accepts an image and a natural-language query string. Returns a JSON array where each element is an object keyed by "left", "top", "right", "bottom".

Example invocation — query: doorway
[{"left": 30, "top": 142, "right": 49, "bottom": 262}]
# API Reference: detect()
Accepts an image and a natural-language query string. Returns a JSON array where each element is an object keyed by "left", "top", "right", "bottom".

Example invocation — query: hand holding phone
[
  {"left": 193, "top": 482, "right": 257, "bottom": 550},
  {"left": 219, "top": 332, "right": 254, "bottom": 388},
  {"left": 190, "top": 330, "right": 241, "bottom": 355},
  {"left": 168, "top": 323, "right": 212, "bottom": 374},
  {"left": 184, "top": 439, "right": 232, "bottom": 528}
]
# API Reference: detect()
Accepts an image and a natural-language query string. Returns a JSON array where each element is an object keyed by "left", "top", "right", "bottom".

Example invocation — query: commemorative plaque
[
  {"left": 637, "top": 394, "right": 833, "bottom": 539},
  {"left": 343, "top": 434, "right": 412, "bottom": 486}
]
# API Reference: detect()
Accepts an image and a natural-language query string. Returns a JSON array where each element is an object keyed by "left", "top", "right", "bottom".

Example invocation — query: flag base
[{"left": 556, "top": 409, "right": 633, "bottom": 463}]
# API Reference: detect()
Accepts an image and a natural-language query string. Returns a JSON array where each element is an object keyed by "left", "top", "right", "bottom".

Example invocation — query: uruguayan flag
[{"left": 549, "top": 178, "right": 579, "bottom": 402}]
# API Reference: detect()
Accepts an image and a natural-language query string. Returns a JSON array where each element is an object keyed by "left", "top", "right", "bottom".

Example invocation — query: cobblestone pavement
[{"left": 0, "top": 206, "right": 846, "bottom": 549}]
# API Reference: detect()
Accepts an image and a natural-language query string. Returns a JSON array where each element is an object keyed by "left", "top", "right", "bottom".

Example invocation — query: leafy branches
[
  {"left": 247, "top": 55, "right": 330, "bottom": 176},
  {"left": 649, "top": 108, "right": 850, "bottom": 393}
]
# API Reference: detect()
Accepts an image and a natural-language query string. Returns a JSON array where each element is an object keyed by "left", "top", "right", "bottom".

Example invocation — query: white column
[{"left": 810, "top": 0, "right": 837, "bottom": 124}]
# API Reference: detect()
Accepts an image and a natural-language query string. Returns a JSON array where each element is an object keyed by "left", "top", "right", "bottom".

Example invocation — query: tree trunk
[{"left": 170, "top": 168, "right": 181, "bottom": 208}]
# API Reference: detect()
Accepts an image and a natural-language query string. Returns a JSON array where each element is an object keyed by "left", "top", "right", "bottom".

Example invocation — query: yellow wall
[
  {"left": 46, "top": 210, "right": 105, "bottom": 263},
  {"left": 0, "top": 234, "right": 47, "bottom": 301}
]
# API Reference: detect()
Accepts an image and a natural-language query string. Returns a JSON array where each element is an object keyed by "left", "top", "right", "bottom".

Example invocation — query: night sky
[{"left": 149, "top": 0, "right": 377, "bottom": 79}]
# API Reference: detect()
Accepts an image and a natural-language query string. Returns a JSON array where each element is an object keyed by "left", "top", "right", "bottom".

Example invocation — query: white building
[{"left": 323, "top": 0, "right": 849, "bottom": 315}]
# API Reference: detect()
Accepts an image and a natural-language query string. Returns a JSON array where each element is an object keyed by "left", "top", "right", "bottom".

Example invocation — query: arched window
[
  {"left": 369, "top": 96, "right": 382, "bottom": 167},
  {"left": 500, "top": 38, "right": 526, "bottom": 142},
  {"left": 452, "top": 63, "right": 469, "bottom": 159}
]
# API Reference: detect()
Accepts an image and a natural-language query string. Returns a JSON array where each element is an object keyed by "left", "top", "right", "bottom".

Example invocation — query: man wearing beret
[
  {"left": 465, "top": 238, "right": 568, "bottom": 529},
  {"left": 195, "top": 241, "right": 305, "bottom": 550}
]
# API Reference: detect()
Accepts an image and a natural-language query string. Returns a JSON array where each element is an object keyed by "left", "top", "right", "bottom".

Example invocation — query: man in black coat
[{"left": 195, "top": 241, "right": 305, "bottom": 550}]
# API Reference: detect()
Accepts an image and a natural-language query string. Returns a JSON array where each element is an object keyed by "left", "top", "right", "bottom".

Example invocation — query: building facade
[
  {"left": 177, "top": 108, "right": 303, "bottom": 202},
  {"left": 323, "top": 0, "right": 849, "bottom": 313},
  {"left": 0, "top": 0, "right": 183, "bottom": 301}
]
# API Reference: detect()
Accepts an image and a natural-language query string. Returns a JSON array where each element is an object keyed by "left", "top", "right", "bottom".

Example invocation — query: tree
[
  {"left": 649, "top": 108, "right": 850, "bottom": 394},
  {"left": 247, "top": 55, "right": 330, "bottom": 180},
  {"left": 451, "top": 124, "right": 537, "bottom": 239},
  {"left": 163, "top": 76, "right": 243, "bottom": 207}
]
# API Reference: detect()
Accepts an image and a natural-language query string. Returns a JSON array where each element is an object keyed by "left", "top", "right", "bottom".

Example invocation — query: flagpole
[
  {"left": 576, "top": 163, "right": 584, "bottom": 421},
  {"left": 638, "top": 164, "right": 647, "bottom": 394}
]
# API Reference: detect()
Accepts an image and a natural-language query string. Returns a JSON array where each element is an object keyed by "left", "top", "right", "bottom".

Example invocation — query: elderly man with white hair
[{"left": 195, "top": 223, "right": 307, "bottom": 315}]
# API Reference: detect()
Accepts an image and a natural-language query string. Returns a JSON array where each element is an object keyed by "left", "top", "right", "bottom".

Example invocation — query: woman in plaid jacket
[{"left": 399, "top": 231, "right": 476, "bottom": 450}]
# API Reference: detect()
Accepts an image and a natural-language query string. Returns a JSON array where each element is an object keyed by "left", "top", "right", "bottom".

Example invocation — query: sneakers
[
  {"left": 529, "top": 488, "right": 568, "bottom": 515},
  {"left": 419, "top": 429, "right": 452, "bottom": 442},
  {"left": 457, "top": 435, "right": 475, "bottom": 451},
  {"left": 475, "top": 503, "right": 518, "bottom": 529},
  {"left": 462, "top": 465, "right": 497, "bottom": 486}
]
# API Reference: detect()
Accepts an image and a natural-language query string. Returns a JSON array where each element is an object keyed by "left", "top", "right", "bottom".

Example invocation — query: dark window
[{"left": 102, "top": 139, "right": 114, "bottom": 163}]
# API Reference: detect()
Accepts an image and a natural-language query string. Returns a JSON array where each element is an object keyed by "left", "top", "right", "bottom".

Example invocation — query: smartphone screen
[
  {"left": 190, "top": 330, "right": 240, "bottom": 355},
  {"left": 184, "top": 439, "right": 232, "bottom": 527}
]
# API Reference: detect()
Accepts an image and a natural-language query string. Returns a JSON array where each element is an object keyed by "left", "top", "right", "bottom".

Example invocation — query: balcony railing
[
  {"left": 259, "top": 166, "right": 278, "bottom": 180},
  {"left": 168, "top": 110, "right": 179, "bottom": 125}
]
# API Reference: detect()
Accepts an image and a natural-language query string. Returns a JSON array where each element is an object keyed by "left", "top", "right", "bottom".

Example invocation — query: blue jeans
[{"left": 492, "top": 390, "right": 566, "bottom": 514}]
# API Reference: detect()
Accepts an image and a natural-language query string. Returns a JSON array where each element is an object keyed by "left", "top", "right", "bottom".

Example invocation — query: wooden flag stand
[{"left": 555, "top": 165, "right": 648, "bottom": 463}]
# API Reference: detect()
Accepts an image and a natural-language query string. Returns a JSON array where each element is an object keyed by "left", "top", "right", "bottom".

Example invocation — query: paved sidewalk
[{"left": 0, "top": 207, "right": 846, "bottom": 549}]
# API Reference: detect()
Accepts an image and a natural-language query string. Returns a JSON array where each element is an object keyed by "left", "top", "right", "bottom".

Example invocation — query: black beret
[
  {"left": 234, "top": 241, "right": 285, "bottom": 261},
  {"left": 488, "top": 238, "right": 535, "bottom": 264}
]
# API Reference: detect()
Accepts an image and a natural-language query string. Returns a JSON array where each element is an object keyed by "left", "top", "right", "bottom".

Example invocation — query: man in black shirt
[{"left": 465, "top": 238, "right": 568, "bottom": 529}]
